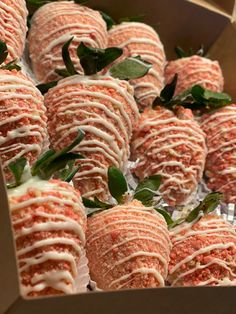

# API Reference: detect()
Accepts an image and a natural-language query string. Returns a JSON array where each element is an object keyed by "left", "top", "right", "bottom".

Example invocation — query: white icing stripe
[
  {"left": 87, "top": 226, "right": 168, "bottom": 248},
  {"left": 88, "top": 207, "right": 165, "bottom": 225},
  {"left": 109, "top": 267, "right": 165, "bottom": 288},
  {"left": 87, "top": 219, "right": 169, "bottom": 241},
  {"left": 100, "top": 235, "right": 170, "bottom": 258},
  {"left": 171, "top": 258, "right": 236, "bottom": 286},
  {"left": 17, "top": 237, "right": 83, "bottom": 257},
  {"left": 21, "top": 270, "right": 75, "bottom": 296},
  {"left": 170, "top": 242, "right": 235, "bottom": 275},
  {"left": 104, "top": 251, "right": 168, "bottom": 277},
  {"left": 19, "top": 251, "right": 78, "bottom": 275}
]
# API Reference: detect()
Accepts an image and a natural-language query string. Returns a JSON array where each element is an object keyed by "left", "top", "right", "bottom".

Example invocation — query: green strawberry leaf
[
  {"left": 0, "top": 40, "right": 8, "bottom": 65},
  {"left": 175, "top": 46, "right": 188, "bottom": 58},
  {"left": 61, "top": 37, "right": 78, "bottom": 76},
  {"left": 36, "top": 80, "right": 58, "bottom": 95},
  {"left": 7, "top": 157, "right": 27, "bottom": 188},
  {"left": 169, "top": 217, "right": 186, "bottom": 229},
  {"left": 77, "top": 42, "right": 123, "bottom": 75},
  {"left": 110, "top": 56, "right": 152, "bottom": 80},
  {"left": 82, "top": 196, "right": 112, "bottom": 210},
  {"left": 64, "top": 165, "right": 81, "bottom": 182},
  {"left": 1, "top": 59, "right": 21, "bottom": 71},
  {"left": 186, "top": 192, "right": 223, "bottom": 223},
  {"left": 39, "top": 153, "right": 83, "bottom": 180},
  {"left": 153, "top": 74, "right": 178, "bottom": 108},
  {"left": 108, "top": 166, "right": 128, "bottom": 203},
  {"left": 55, "top": 68, "right": 72, "bottom": 78},
  {"left": 119, "top": 15, "right": 145, "bottom": 23},
  {"left": 100, "top": 11, "right": 115, "bottom": 30},
  {"left": 175, "top": 45, "right": 205, "bottom": 59},
  {"left": 153, "top": 77, "right": 231, "bottom": 113},
  {"left": 134, "top": 175, "right": 162, "bottom": 206},
  {"left": 31, "top": 129, "right": 85, "bottom": 180},
  {"left": 160, "top": 73, "right": 178, "bottom": 102},
  {"left": 154, "top": 207, "right": 174, "bottom": 226}
]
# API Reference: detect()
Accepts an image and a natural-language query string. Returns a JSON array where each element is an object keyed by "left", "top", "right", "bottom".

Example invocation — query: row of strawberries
[
  {"left": 8, "top": 152, "right": 236, "bottom": 296},
  {"left": 1, "top": 0, "right": 235, "bottom": 205}
]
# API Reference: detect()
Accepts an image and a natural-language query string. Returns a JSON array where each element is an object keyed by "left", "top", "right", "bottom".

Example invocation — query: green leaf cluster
[
  {"left": 0, "top": 40, "right": 21, "bottom": 71},
  {"left": 8, "top": 130, "right": 85, "bottom": 187},
  {"left": 153, "top": 74, "right": 231, "bottom": 113}
]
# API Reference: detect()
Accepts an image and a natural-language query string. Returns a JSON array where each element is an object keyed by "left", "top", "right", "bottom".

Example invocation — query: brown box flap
[
  {"left": 208, "top": 21, "right": 236, "bottom": 101},
  {"left": 6, "top": 286, "right": 236, "bottom": 314},
  {"left": 187, "top": 0, "right": 235, "bottom": 17},
  {"left": 0, "top": 163, "right": 20, "bottom": 314}
]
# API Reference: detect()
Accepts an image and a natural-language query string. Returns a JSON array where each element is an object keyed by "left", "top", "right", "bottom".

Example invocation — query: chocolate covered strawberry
[
  {"left": 7, "top": 131, "right": 87, "bottom": 297},
  {"left": 165, "top": 47, "right": 224, "bottom": 96},
  {"left": 85, "top": 167, "right": 171, "bottom": 290},
  {"left": 0, "top": 0, "right": 27, "bottom": 61},
  {"left": 108, "top": 21, "right": 166, "bottom": 108},
  {"left": 131, "top": 76, "right": 231, "bottom": 206},
  {"left": 28, "top": 1, "right": 108, "bottom": 83},
  {"left": 42, "top": 39, "right": 151, "bottom": 200},
  {"left": 167, "top": 193, "right": 236, "bottom": 286},
  {"left": 0, "top": 41, "right": 48, "bottom": 183},
  {"left": 201, "top": 104, "right": 236, "bottom": 203}
]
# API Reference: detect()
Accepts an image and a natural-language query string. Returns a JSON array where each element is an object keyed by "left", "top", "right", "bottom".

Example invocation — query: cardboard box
[{"left": 1, "top": 1, "right": 236, "bottom": 313}]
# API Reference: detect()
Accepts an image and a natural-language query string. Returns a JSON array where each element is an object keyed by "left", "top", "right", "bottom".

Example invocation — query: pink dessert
[
  {"left": 9, "top": 178, "right": 87, "bottom": 297},
  {"left": 0, "top": 69, "right": 48, "bottom": 182},
  {"left": 108, "top": 22, "right": 166, "bottom": 108},
  {"left": 165, "top": 55, "right": 224, "bottom": 95},
  {"left": 168, "top": 215, "right": 236, "bottom": 286},
  {"left": 28, "top": 1, "right": 108, "bottom": 83},
  {"left": 44, "top": 75, "right": 139, "bottom": 200},
  {"left": 0, "top": 0, "right": 28, "bottom": 61},
  {"left": 131, "top": 106, "right": 207, "bottom": 206},
  {"left": 86, "top": 199, "right": 171, "bottom": 290},
  {"left": 201, "top": 104, "right": 236, "bottom": 203}
]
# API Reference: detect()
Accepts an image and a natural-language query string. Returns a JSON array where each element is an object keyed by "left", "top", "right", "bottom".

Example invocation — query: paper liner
[
  {"left": 20, "top": 40, "right": 38, "bottom": 83},
  {"left": 89, "top": 280, "right": 103, "bottom": 292},
  {"left": 74, "top": 249, "right": 90, "bottom": 293}
]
